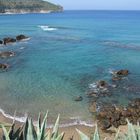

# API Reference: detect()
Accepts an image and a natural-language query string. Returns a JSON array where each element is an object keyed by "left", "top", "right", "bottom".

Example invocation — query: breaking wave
[{"left": 38, "top": 25, "right": 57, "bottom": 31}]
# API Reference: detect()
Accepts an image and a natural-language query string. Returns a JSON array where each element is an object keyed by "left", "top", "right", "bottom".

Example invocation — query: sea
[{"left": 0, "top": 10, "right": 140, "bottom": 127}]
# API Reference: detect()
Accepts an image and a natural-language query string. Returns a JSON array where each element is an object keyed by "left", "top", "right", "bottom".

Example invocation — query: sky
[{"left": 47, "top": 0, "right": 140, "bottom": 10}]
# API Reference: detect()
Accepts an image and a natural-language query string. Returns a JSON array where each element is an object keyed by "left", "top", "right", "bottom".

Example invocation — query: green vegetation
[
  {"left": 1, "top": 114, "right": 140, "bottom": 140},
  {"left": 0, "top": 0, "right": 63, "bottom": 13},
  {"left": 1, "top": 113, "right": 64, "bottom": 140}
]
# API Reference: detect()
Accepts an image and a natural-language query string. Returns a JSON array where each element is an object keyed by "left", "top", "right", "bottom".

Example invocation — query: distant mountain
[{"left": 0, "top": 0, "right": 63, "bottom": 14}]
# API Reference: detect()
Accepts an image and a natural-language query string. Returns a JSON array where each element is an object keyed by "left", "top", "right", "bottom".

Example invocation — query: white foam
[
  {"left": 0, "top": 108, "right": 27, "bottom": 123},
  {"left": 38, "top": 25, "right": 57, "bottom": 31},
  {"left": 0, "top": 108, "right": 94, "bottom": 128}
]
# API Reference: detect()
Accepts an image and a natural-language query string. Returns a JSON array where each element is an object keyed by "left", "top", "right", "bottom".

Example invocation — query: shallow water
[{"left": 0, "top": 11, "right": 140, "bottom": 125}]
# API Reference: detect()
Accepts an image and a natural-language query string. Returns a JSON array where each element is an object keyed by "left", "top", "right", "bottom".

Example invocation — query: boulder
[
  {"left": 3, "top": 37, "right": 16, "bottom": 45},
  {"left": 74, "top": 96, "right": 83, "bottom": 102},
  {"left": 99, "top": 119, "right": 112, "bottom": 130},
  {"left": 16, "top": 35, "right": 29, "bottom": 41},
  {"left": 116, "top": 70, "right": 129, "bottom": 76},
  {"left": 98, "top": 80, "right": 107, "bottom": 87},
  {"left": 0, "top": 63, "right": 9, "bottom": 69},
  {"left": 0, "top": 51, "right": 15, "bottom": 58}
]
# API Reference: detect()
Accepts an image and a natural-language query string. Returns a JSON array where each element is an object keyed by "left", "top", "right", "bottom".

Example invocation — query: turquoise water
[{"left": 0, "top": 11, "right": 140, "bottom": 125}]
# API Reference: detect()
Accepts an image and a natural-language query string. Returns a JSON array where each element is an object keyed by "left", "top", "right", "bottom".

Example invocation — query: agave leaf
[
  {"left": 23, "top": 118, "right": 29, "bottom": 140},
  {"left": 55, "top": 132, "right": 65, "bottom": 140},
  {"left": 135, "top": 123, "right": 140, "bottom": 140},
  {"left": 127, "top": 119, "right": 137, "bottom": 140},
  {"left": 76, "top": 129, "right": 90, "bottom": 140},
  {"left": 114, "top": 128, "right": 120, "bottom": 140},
  {"left": 40, "top": 112, "right": 48, "bottom": 140},
  {"left": 52, "top": 115, "right": 60, "bottom": 139},
  {"left": 2, "top": 125, "right": 10, "bottom": 140},
  {"left": 37, "top": 113, "right": 41, "bottom": 140},
  {"left": 26, "top": 119, "right": 37, "bottom": 140},
  {"left": 0, "top": 122, "right": 12, "bottom": 128},
  {"left": 9, "top": 124, "right": 21, "bottom": 139},
  {"left": 93, "top": 124, "right": 100, "bottom": 140}
]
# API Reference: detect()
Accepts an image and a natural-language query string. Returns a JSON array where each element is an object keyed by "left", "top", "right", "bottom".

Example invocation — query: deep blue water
[{"left": 0, "top": 10, "right": 140, "bottom": 124}]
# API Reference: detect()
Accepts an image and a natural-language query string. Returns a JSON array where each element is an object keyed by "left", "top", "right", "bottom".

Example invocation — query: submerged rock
[
  {"left": 0, "top": 40, "right": 3, "bottom": 45},
  {"left": 112, "top": 76, "right": 122, "bottom": 81},
  {"left": 0, "top": 63, "right": 9, "bottom": 70},
  {"left": 16, "top": 35, "right": 29, "bottom": 41},
  {"left": 97, "top": 80, "right": 108, "bottom": 88},
  {"left": 86, "top": 92, "right": 98, "bottom": 98},
  {"left": 3, "top": 37, "right": 16, "bottom": 45},
  {"left": 74, "top": 96, "right": 83, "bottom": 102},
  {"left": 0, "top": 51, "right": 15, "bottom": 58}
]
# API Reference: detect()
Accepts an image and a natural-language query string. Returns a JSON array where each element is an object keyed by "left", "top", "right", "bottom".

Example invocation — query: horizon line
[{"left": 62, "top": 9, "right": 140, "bottom": 11}]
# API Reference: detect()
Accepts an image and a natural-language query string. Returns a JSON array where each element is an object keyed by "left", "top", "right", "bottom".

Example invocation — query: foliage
[
  {"left": 1, "top": 113, "right": 64, "bottom": 140},
  {"left": 1, "top": 115, "right": 140, "bottom": 140},
  {"left": 0, "top": 0, "right": 63, "bottom": 13}
]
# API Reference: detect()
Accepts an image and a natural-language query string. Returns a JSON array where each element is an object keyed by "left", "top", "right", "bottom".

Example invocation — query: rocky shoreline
[
  {"left": 0, "top": 34, "right": 30, "bottom": 71},
  {"left": 74, "top": 68, "right": 140, "bottom": 132}
]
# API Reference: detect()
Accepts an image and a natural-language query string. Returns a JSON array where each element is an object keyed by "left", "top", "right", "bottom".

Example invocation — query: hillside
[{"left": 0, "top": 0, "right": 63, "bottom": 13}]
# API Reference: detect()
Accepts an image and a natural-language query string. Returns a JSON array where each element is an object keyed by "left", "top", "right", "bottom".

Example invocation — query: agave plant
[{"left": 1, "top": 113, "right": 64, "bottom": 140}]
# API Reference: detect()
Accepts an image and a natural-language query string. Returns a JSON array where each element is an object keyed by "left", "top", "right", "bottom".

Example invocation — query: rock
[
  {"left": 3, "top": 37, "right": 16, "bottom": 45},
  {"left": 0, "top": 40, "right": 3, "bottom": 45},
  {"left": 100, "top": 119, "right": 112, "bottom": 130},
  {"left": 0, "top": 51, "right": 15, "bottom": 58},
  {"left": 116, "top": 70, "right": 129, "bottom": 76},
  {"left": 98, "top": 80, "right": 107, "bottom": 87},
  {"left": 121, "top": 109, "right": 132, "bottom": 117},
  {"left": 74, "top": 96, "right": 83, "bottom": 102},
  {"left": 0, "top": 63, "right": 9, "bottom": 69},
  {"left": 119, "top": 117, "right": 127, "bottom": 125},
  {"left": 16, "top": 35, "right": 29, "bottom": 41},
  {"left": 112, "top": 121, "right": 120, "bottom": 128},
  {"left": 86, "top": 92, "right": 98, "bottom": 98}
]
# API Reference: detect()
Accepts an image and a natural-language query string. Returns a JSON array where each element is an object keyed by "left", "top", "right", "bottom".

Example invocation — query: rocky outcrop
[
  {"left": 16, "top": 35, "right": 29, "bottom": 41},
  {"left": 96, "top": 98, "right": 140, "bottom": 130},
  {"left": 116, "top": 70, "right": 129, "bottom": 76},
  {"left": 3, "top": 37, "right": 16, "bottom": 45},
  {"left": 111, "top": 69, "right": 129, "bottom": 81},
  {"left": 0, "top": 51, "right": 15, "bottom": 58},
  {"left": 0, "top": 63, "right": 9, "bottom": 70},
  {"left": 1, "top": 35, "right": 30, "bottom": 45}
]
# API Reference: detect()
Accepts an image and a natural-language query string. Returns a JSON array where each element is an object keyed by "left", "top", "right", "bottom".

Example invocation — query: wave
[
  {"left": 0, "top": 108, "right": 94, "bottom": 128},
  {"left": 38, "top": 25, "right": 57, "bottom": 31}
]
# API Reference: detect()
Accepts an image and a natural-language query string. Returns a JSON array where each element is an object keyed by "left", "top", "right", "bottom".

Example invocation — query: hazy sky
[{"left": 47, "top": 0, "right": 140, "bottom": 10}]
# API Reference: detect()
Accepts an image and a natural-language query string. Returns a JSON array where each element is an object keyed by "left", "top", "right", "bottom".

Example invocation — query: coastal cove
[{"left": 0, "top": 11, "right": 140, "bottom": 128}]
